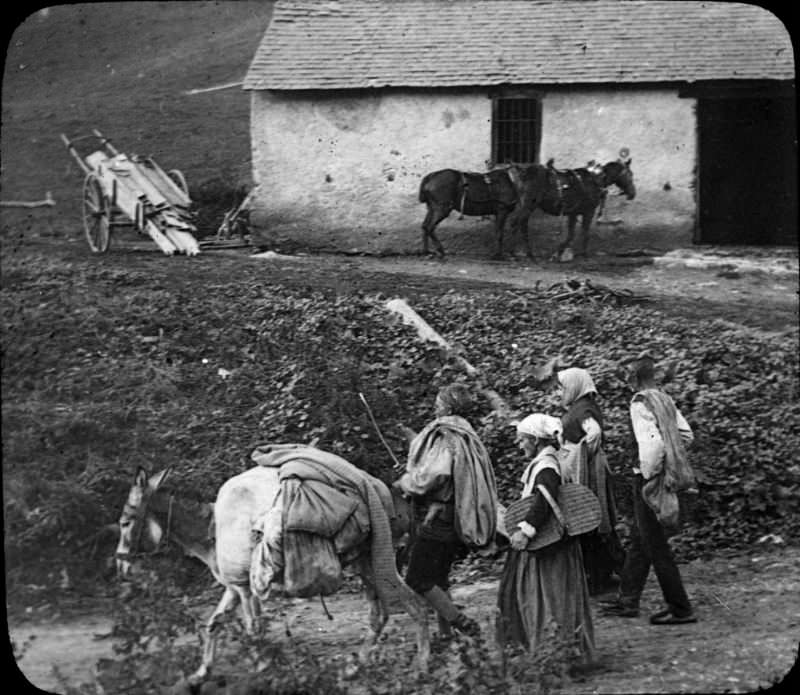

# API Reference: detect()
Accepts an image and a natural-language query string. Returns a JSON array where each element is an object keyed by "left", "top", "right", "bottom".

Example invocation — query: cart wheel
[
  {"left": 167, "top": 169, "right": 189, "bottom": 195},
  {"left": 82, "top": 174, "right": 110, "bottom": 253}
]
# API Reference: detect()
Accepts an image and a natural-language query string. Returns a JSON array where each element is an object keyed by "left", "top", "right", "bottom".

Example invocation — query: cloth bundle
[
  {"left": 249, "top": 444, "right": 418, "bottom": 609},
  {"left": 635, "top": 389, "right": 696, "bottom": 531},
  {"left": 399, "top": 415, "right": 497, "bottom": 548}
]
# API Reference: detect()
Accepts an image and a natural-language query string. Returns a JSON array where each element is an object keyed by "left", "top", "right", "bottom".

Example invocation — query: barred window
[{"left": 492, "top": 97, "right": 541, "bottom": 165}]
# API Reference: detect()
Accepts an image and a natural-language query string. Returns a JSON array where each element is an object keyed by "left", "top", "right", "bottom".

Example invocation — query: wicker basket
[{"left": 503, "top": 482, "right": 601, "bottom": 551}]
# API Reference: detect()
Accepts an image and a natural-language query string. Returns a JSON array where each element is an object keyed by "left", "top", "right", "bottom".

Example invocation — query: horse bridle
[{"left": 116, "top": 490, "right": 175, "bottom": 563}]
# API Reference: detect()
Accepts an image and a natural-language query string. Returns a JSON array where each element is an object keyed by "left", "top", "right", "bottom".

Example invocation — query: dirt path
[
  {"left": 10, "top": 547, "right": 799, "bottom": 693},
  {"left": 248, "top": 247, "right": 798, "bottom": 332}
]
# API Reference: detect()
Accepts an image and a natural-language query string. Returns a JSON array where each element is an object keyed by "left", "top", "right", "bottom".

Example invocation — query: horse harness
[
  {"left": 458, "top": 171, "right": 499, "bottom": 215},
  {"left": 548, "top": 164, "right": 605, "bottom": 217}
]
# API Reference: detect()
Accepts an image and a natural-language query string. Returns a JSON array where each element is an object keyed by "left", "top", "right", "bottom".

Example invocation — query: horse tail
[{"left": 418, "top": 172, "right": 434, "bottom": 203}]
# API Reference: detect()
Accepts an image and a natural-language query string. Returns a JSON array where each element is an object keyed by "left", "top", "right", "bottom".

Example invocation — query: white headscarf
[
  {"left": 516, "top": 413, "right": 562, "bottom": 497},
  {"left": 557, "top": 368, "right": 597, "bottom": 408},
  {"left": 515, "top": 413, "right": 563, "bottom": 440}
]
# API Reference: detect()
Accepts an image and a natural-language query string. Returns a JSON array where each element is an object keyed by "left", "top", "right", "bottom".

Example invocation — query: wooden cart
[{"left": 61, "top": 130, "right": 200, "bottom": 255}]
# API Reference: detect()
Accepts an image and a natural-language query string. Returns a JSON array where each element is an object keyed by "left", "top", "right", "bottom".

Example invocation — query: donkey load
[{"left": 115, "top": 445, "right": 431, "bottom": 685}]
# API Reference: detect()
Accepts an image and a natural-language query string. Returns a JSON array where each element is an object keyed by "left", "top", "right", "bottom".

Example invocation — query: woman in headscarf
[
  {"left": 497, "top": 413, "right": 595, "bottom": 664},
  {"left": 556, "top": 367, "right": 624, "bottom": 596}
]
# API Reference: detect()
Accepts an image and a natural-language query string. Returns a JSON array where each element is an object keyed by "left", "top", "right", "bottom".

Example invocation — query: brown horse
[
  {"left": 508, "top": 158, "right": 636, "bottom": 259},
  {"left": 115, "top": 462, "right": 428, "bottom": 686},
  {"left": 418, "top": 168, "right": 519, "bottom": 258}
]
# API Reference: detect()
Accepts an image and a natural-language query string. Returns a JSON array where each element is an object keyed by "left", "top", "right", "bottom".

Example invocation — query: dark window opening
[{"left": 492, "top": 97, "right": 541, "bottom": 165}]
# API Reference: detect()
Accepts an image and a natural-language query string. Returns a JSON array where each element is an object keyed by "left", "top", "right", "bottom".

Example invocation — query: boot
[{"left": 423, "top": 586, "right": 480, "bottom": 637}]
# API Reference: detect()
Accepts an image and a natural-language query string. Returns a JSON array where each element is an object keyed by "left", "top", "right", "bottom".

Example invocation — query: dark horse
[
  {"left": 508, "top": 158, "right": 636, "bottom": 259},
  {"left": 418, "top": 168, "right": 519, "bottom": 258}
]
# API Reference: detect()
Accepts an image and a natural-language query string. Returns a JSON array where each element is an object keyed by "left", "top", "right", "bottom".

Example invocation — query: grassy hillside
[{"left": 2, "top": 1, "right": 273, "bottom": 235}]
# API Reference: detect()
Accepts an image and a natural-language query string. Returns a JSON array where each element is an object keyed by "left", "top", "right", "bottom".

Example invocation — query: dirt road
[
  {"left": 10, "top": 547, "right": 799, "bottom": 693},
  {"left": 254, "top": 245, "right": 798, "bottom": 332}
]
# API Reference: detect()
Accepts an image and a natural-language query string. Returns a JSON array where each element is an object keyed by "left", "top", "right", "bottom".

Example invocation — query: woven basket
[{"left": 504, "top": 482, "right": 601, "bottom": 551}]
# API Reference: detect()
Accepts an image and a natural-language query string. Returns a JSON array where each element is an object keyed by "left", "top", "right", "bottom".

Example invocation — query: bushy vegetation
[
  {"left": 3, "top": 249, "right": 799, "bottom": 592},
  {"left": 3, "top": 246, "right": 799, "bottom": 691}
]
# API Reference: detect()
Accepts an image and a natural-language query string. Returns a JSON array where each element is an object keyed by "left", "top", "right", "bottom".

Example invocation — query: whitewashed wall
[{"left": 249, "top": 86, "right": 697, "bottom": 255}]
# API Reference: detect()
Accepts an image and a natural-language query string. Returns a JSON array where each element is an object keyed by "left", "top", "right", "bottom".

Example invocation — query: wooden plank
[
  {"left": 142, "top": 220, "right": 179, "bottom": 255},
  {"left": 384, "top": 298, "right": 511, "bottom": 416},
  {"left": 134, "top": 158, "right": 191, "bottom": 208},
  {"left": 162, "top": 228, "right": 200, "bottom": 255},
  {"left": 106, "top": 155, "right": 169, "bottom": 208}
]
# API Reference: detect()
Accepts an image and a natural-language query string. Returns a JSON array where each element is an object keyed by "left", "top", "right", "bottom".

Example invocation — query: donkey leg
[
  {"left": 421, "top": 206, "right": 434, "bottom": 255},
  {"left": 425, "top": 206, "right": 450, "bottom": 258},
  {"left": 577, "top": 212, "right": 593, "bottom": 257},
  {"left": 358, "top": 581, "right": 389, "bottom": 664},
  {"left": 234, "top": 584, "right": 257, "bottom": 633},
  {"left": 516, "top": 211, "right": 535, "bottom": 259},
  {"left": 403, "top": 594, "right": 430, "bottom": 673},
  {"left": 493, "top": 209, "right": 509, "bottom": 260},
  {"left": 558, "top": 215, "right": 577, "bottom": 256},
  {"left": 191, "top": 586, "right": 241, "bottom": 684}
]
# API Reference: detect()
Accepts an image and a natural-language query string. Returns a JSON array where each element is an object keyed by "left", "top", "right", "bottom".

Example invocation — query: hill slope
[{"left": 2, "top": 2, "right": 273, "bottom": 232}]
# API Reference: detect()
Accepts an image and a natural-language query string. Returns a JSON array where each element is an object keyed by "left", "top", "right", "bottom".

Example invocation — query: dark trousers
[
  {"left": 619, "top": 475, "right": 692, "bottom": 617},
  {"left": 404, "top": 535, "right": 463, "bottom": 594}
]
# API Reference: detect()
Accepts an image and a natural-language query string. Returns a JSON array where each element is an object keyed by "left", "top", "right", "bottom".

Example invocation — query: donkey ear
[
  {"left": 148, "top": 467, "right": 172, "bottom": 491},
  {"left": 134, "top": 467, "right": 149, "bottom": 489},
  {"left": 626, "top": 158, "right": 632, "bottom": 166}
]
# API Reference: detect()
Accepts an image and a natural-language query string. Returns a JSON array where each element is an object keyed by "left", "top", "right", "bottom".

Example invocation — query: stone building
[{"left": 243, "top": 0, "right": 795, "bottom": 255}]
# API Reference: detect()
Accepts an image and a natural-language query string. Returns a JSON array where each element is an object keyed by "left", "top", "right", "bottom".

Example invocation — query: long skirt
[{"left": 496, "top": 537, "right": 596, "bottom": 664}]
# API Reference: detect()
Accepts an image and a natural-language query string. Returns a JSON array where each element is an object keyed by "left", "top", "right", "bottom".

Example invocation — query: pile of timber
[{"left": 533, "top": 278, "right": 649, "bottom": 305}]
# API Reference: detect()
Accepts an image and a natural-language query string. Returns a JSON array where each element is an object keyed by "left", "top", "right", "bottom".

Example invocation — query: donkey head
[
  {"left": 603, "top": 159, "right": 636, "bottom": 200},
  {"left": 115, "top": 466, "right": 171, "bottom": 577}
]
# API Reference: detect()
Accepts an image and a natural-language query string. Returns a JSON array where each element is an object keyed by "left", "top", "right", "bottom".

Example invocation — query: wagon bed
[{"left": 62, "top": 130, "right": 201, "bottom": 255}]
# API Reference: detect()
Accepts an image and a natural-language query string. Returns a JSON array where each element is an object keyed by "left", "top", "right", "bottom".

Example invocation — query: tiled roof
[{"left": 244, "top": 0, "right": 794, "bottom": 90}]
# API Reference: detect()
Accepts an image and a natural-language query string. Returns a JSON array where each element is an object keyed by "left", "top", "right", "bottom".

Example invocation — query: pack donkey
[
  {"left": 418, "top": 168, "right": 519, "bottom": 258},
  {"left": 508, "top": 153, "right": 636, "bottom": 259},
  {"left": 115, "top": 460, "right": 428, "bottom": 686}
]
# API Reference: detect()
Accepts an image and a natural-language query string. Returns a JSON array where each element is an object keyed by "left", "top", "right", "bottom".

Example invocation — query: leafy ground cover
[
  {"left": 3, "top": 244, "right": 798, "bottom": 588},
  {"left": 4, "top": 242, "right": 799, "bottom": 693}
]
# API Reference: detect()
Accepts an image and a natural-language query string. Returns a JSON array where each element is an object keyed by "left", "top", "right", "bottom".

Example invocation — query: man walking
[
  {"left": 394, "top": 383, "right": 497, "bottom": 637},
  {"left": 602, "top": 354, "right": 698, "bottom": 625}
]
